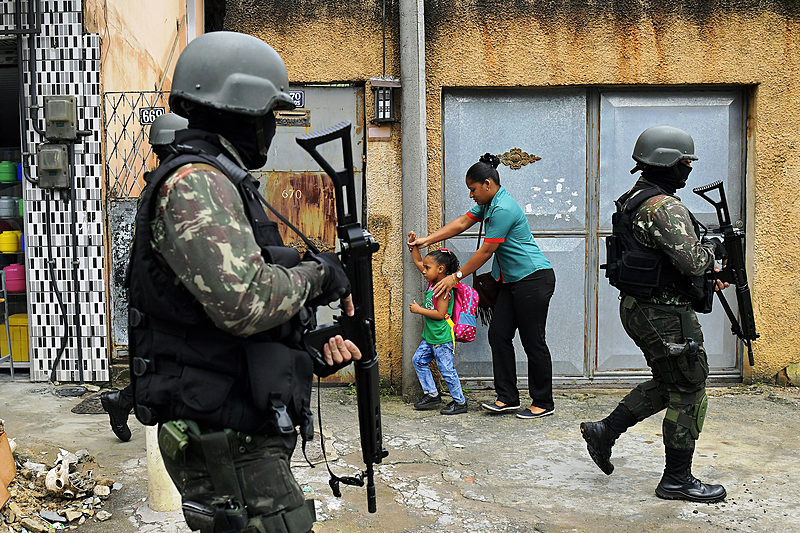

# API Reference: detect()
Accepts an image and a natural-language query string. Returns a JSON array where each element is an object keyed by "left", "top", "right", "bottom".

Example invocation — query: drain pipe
[
  {"left": 45, "top": 191, "right": 70, "bottom": 383},
  {"left": 25, "top": 0, "right": 45, "bottom": 140},
  {"left": 14, "top": 0, "right": 41, "bottom": 185}
]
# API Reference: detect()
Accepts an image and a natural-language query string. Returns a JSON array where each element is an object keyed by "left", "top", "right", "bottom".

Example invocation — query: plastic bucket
[{"left": 0, "top": 198, "right": 16, "bottom": 218}]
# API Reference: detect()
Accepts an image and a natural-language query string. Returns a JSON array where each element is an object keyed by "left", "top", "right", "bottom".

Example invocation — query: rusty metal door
[{"left": 254, "top": 85, "right": 365, "bottom": 382}]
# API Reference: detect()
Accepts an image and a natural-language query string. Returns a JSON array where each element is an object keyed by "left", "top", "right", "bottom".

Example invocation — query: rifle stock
[
  {"left": 296, "top": 121, "right": 387, "bottom": 513},
  {"left": 693, "top": 181, "right": 759, "bottom": 366}
]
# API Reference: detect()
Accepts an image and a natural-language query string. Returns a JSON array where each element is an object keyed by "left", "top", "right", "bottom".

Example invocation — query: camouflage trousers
[
  {"left": 618, "top": 296, "right": 710, "bottom": 450},
  {"left": 161, "top": 428, "right": 313, "bottom": 533}
]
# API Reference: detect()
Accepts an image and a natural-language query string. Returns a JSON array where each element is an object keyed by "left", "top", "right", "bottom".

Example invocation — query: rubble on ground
[{"left": 1, "top": 443, "right": 120, "bottom": 532}]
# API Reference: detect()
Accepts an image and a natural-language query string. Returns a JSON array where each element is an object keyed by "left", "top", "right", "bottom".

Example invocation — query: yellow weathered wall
[
  {"left": 225, "top": 0, "right": 800, "bottom": 384},
  {"left": 84, "top": 0, "right": 187, "bottom": 92},
  {"left": 424, "top": 1, "right": 800, "bottom": 382},
  {"left": 225, "top": 1, "right": 406, "bottom": 386}
]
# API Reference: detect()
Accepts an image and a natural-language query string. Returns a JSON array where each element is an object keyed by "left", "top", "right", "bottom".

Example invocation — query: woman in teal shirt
[{"left": 410, "top": 153, "right": 556, "bottom": 419}]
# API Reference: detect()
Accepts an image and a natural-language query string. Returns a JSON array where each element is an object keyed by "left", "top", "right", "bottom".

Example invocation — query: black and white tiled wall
[{"left": 2, "top": 0, "right": 107, "bottom": 382}]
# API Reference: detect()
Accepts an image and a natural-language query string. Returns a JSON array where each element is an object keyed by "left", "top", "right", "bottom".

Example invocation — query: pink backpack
[{"left": 448, "top": 282, "right": 479, "bottom": 343}]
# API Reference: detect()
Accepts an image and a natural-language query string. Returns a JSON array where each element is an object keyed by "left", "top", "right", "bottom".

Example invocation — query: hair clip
[{"left": 439, "top": 248, "right": 452, "bottom": 254}]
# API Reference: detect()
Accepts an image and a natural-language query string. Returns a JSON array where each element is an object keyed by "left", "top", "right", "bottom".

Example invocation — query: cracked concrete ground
[{"left": 1, "top": 373, "right": 799, "bottom": 532}]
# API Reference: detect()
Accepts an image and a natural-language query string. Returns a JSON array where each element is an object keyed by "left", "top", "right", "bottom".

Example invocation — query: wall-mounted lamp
[{"left": 370, "top": 77, "right": 401, "bottom": 123}]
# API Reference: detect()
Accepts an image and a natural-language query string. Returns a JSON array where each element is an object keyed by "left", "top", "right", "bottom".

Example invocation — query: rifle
[
  {"left": 693, "top": 181, "right": 759, "bottom": 366},
  {"left": 296, "top": 121, "right": 388, "bottom": 513}
]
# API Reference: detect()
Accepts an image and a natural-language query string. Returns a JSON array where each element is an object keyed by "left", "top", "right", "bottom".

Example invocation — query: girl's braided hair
[{"left": 427, "top": 248, "right": 460, "bottom": 276}]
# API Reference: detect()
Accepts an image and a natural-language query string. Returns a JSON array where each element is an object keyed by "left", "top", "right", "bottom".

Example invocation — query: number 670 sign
[{"left": 139, "top": 107, "right": 165, "bottom": 125}]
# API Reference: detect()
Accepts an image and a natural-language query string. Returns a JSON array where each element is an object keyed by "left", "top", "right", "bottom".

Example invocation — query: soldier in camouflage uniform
[
  {"left": 100, "top": 112, "right": 189, "bottom": 443},
  {"left": 126, "top": 32, "right": 359, "bottom": 533},
  {"left": 581, "top": 126, "right": 728, "bottom": 503}
]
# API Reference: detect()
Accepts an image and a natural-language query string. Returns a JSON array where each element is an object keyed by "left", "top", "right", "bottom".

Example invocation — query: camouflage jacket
[
  {"left": 150, "top": 138, "right": 326, "bottom": 337},
  {"left": 631, "top": 178, "right": 715, "bottom": 304}
]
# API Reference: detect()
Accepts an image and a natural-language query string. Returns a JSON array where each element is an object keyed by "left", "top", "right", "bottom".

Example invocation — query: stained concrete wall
[
  {"left": 209, "top": 0, "right": 800, "bottom": 384},
  {"left": 84, "top": 0, "right": 187, "bottom": 92}
]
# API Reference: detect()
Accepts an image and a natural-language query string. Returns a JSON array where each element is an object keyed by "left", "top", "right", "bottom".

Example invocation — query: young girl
[{"left": 407, "top": 231, "right": 467, "bottom": 415}]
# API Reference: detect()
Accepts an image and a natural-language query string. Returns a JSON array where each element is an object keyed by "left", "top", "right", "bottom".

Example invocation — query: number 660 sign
[{"left": 139, "top": 107, "right": 165, "bottom": 125}]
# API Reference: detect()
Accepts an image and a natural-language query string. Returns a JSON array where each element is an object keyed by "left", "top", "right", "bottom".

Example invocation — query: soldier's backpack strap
[{"left": 619, "top": 184, "right": 666, "bottom": 215}]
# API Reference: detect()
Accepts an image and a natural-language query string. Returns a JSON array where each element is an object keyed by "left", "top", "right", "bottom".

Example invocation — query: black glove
[
  {"left": 708, "top": 237, "right": 728, "bottom": 261},
  {"left": 305, "top": 251, "right": 351, "bottom": 308}
]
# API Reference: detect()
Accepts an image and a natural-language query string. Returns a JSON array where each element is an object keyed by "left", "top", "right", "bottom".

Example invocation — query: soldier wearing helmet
[
  {"left": 147, "top": 112, "right": 189, "bottom": 159},
  {"left": 126, "top": 32, "right": 359, "bottom": 533},
  {"left": 99, "top": 112, "right": 189, "bottom": 444},
  {"left": 581, "top": 126, "right": 728, "bottom": 503}
]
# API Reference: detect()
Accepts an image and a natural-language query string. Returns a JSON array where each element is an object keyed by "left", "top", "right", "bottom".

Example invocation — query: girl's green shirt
[{"left": 421, "top": 285, "right": 455, "bottom": 345}]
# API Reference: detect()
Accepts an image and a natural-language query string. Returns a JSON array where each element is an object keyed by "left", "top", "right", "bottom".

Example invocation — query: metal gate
[
  {"left": 104, "top": 91, "right": 169, "bottom": 199},
  {"left": 103, "top": 91, "right": 169, "bottom": 355},
  {"left": 442, "top": 88, "right": 746, "bottom": 384}
]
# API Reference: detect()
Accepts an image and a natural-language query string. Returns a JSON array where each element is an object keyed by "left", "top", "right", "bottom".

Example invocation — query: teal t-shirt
[
  {"left": 421, "top": 285, "right": 455, "bottom": 345},
  {"left": 468, "top": 186, "right": 552, "bottom": 283}
]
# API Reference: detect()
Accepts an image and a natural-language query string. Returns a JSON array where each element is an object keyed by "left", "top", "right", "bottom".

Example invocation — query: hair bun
[{"left": 479, "top": 152, "right": 500, "bottom": 169}]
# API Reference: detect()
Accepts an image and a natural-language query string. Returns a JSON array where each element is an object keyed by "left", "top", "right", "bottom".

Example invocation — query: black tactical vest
[
  {"left": 127, "top": 135, "right": 315, "bottom": 437},
  {"left": 603, "top": 185, "right": 707, "bottom": 304}
]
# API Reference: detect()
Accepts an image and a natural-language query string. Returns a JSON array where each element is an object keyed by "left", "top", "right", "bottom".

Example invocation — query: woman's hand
[
  {"left": 433, "top": 273, "right": 457, "bottom": 299},
  {"left": 407, "top": 231, "right": 417, "bottom": 252},
  {"left": 408, "top": 234, "right": 430, "bottom": 250},
  {"left": 323, "top": 334, "right": 362, "bottom": 366}
]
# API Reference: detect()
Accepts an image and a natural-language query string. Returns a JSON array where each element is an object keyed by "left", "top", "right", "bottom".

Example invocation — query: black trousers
[{"left": 488, "top": 268, "right": 556, "bottom": 410}]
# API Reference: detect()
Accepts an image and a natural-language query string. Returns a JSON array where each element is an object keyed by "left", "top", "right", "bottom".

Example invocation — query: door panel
[
  {"left": 598, "top": 91, "right": 744, "bottom": 230},
  {"left": 443, "top": 89, "right": 587, "bottom": 233},
  {"left": 442, "top": 89, "right": 588, "bottom": 381},
  {"left": 444, "top": 237, "right": 585, "bottom": 378},
  {"left": 596, "top": 238, "right": 740, "bottom": 372},
  {"left": 255, "top": 85, "right": 364, "bottom": 250},
  {"left": 597, "top": 90, "right": 745, "bottom": 376}
]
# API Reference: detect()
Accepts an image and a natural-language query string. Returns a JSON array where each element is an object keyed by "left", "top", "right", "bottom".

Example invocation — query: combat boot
[
  {"left": 101, "top": 390, "right": 133, "bottom": 442},
  {"left": 580, "top": 420, "right": 618, "bottom": 475},
  {"left": 655, "top": 447, "right": 726, "bottom": 503},
  {"left": 580, "top": 404, "right": 637, "bottom": 475}
]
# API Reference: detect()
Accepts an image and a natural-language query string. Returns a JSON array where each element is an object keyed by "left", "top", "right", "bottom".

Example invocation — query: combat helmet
[
  {"left": 148, "top": 112, "right": 189, "bottom": 147},
  {"left": 631, "top": 126, "right": 698, "bottom": 168},
  {"left": 169, "top": 31, "right": 295, "bottom": 118}
]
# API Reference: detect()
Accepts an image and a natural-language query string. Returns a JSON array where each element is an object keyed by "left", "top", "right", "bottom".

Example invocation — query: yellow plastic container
[
  {"left": 0, "top": 313, "right": 28, "bottom": 362},
  {"left": 0, "top": 232, "right": 19, "bottom": 253}
]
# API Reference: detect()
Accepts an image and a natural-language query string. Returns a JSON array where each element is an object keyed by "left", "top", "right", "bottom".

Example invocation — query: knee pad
[
  {"left": 692, "top": 390, "right": 708, "bottom": 439},
  {"left": 664, "top": 389, "right": 706, "bottom": 448}
]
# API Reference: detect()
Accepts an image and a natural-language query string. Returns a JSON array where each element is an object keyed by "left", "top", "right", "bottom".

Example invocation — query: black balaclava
[
  {"left": 153, "top": 145, "right": 172, "bottom": 163},
  {"left": 188, "top": 111, "right": 276, "bottom": 170},
  {"left": 641, "top": 163, "right": 692, "bottom": 195}
]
